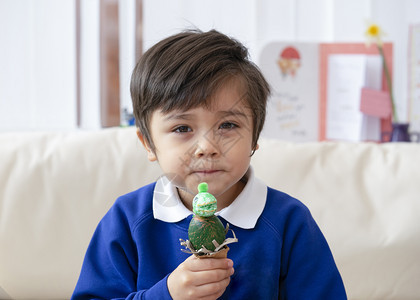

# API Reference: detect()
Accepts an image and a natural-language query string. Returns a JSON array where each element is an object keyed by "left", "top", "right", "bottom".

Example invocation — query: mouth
[{"left": 193, "top": 169, "right": 221, "bottom": 175}]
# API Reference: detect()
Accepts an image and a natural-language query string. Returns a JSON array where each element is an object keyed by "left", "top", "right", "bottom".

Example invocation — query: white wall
[
  {"left": 0, "top": 0, "right": 76, "bottom": 131},
  {"left": 1, "top": 0, "right": 419, "bottom": 132}
]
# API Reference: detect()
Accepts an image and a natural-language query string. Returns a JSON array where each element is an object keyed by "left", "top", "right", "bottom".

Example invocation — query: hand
[{"left": 167, "top": 255, "right": 234, "bottom": 300}]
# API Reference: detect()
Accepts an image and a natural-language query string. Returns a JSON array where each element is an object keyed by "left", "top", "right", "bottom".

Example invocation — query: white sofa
[{"left": 1, "top": 127, "right": 419, "bottom": 299}]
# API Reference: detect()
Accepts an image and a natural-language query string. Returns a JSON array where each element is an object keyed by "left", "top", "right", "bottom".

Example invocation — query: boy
[{"left": 72, "top": 29, "right": 346, "bottom": 299}]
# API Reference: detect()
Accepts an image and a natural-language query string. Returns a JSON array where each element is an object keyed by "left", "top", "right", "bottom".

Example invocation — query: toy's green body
[{"left": 188, "top": 183, "right": 226, "bottom": 252}]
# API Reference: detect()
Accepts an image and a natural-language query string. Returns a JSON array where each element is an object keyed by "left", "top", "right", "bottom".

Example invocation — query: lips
[
  {"left": 190, "top": 169, "right": 224, "bottom": 178},
  {"left": 195, "top": 170, "right": 220, "bottom": 174}
]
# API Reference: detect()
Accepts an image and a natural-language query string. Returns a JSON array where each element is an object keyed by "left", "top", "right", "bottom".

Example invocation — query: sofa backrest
[{"left": 0, "top": 127, "right": 419, "bottom": 299}]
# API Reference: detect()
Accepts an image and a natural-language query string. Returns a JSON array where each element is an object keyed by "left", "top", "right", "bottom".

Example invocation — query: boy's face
[{"left": 140, "top": 79, "right": 255, "bottom": 209}]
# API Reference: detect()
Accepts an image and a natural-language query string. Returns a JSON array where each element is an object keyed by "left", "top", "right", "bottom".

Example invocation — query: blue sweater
[{"left": 72, "top": 183, "right": 347, "bottom": 299}]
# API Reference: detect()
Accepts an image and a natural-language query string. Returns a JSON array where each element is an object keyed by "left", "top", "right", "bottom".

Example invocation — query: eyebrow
[
  {"left": 163, "top": 112, "right": 195, "bottom": 122},
  {"left": 218, "top": 109, "right": 250, "bottom": 120},
  {"left": 162, "top": 108, "right": 250, "bottom": 122}
]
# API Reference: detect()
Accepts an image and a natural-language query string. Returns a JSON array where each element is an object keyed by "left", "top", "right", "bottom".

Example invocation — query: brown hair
[{"left": 130, "top": 29, "right": 270, "bottom": 152}]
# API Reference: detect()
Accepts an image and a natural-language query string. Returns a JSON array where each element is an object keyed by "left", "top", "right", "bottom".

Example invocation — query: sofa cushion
[
  {"left": 252, "top": 139, "right": 420, "bottom": 299},
  {"left": 0, "top": 128, "right": 160, "bottom": 299}
]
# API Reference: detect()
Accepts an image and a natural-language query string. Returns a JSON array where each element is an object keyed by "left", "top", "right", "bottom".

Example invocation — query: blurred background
[{"left": 0, "top": 0, "right": 419, "bottom": 133}]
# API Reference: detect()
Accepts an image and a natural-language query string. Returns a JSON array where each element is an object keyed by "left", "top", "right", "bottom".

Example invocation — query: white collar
[{"left": 152, "top": 167, "right": 267, "bottom": 229}]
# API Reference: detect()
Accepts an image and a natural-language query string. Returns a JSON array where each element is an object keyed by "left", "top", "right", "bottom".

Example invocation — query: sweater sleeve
[
  {"left": 71, "top": 201, "right": 173, "bottom": 300},
  {"left": 279, "top": 203, "right": 347, "bottom": 299}
]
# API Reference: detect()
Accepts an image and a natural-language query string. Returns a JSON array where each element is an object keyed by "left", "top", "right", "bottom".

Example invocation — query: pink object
[{"left": 360, "top": 88, "right": 392, "bottom": 118}]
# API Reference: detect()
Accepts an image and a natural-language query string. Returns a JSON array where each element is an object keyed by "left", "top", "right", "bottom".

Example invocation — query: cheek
[
  {"left": 223, "top": 135, "right": 253, "bottom": 158},
  {"left": 156, "top": 147, "right": 191, "bottom": 173},
  {"left": 155, "top": 155, "right": 187, "bottom": 186},
  {"left": 232, "top": 150, "right": 252, "bottom": 166}
]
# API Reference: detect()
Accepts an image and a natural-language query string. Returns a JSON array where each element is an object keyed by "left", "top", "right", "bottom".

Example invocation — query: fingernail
[{"left": 227, "top": 260, "right": 233, "bottom": 267}]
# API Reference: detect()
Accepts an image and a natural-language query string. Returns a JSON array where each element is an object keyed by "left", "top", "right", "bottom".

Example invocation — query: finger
[
  {"left": 185, "top": 276, "right": 231, "bottom": 300},
  {"left": 186, "top": 256, "right": 233, "bottom": 272},
  {"left": 191, "top": 267, "right": 234, "bottom": 287}
]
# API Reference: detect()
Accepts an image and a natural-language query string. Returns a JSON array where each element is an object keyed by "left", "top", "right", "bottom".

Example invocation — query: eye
[
  {"left": 173, "top": 125, "right": 192, "bottom": 133},
  {"left": 219, "top": 122, "right": 238, "bottom": 130}
]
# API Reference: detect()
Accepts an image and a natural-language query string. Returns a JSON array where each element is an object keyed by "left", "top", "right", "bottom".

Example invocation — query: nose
[{"left": 194, "top": 135, "right": 220, "bottom": 158}]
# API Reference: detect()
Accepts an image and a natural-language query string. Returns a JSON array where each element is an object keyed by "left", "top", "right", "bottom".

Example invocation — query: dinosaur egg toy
[
  {"left": 188, "top": 182, "right": 226, "bottom": 252},
  {"left": 180, "top": 182, "right": 238, "bottom": 258}
]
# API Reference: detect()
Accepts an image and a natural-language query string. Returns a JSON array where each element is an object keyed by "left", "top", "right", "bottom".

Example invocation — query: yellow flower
[
  {"left": 365, "top": 23, "right": 385, "bottom": 46},
  {"left": 364, "top": 22, "right": 398, "bottom": 122}
]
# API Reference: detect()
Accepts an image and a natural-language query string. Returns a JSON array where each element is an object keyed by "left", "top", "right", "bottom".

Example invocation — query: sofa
[{"left": 0, "top": 127, "right": 419, "bottom": 299}]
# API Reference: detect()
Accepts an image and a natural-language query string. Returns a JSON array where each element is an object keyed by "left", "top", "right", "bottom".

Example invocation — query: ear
[
  {"left": 250, "top": 143, "right": 259, "bottom": 157},
  {"left": 136, "top": 128, "right": 157, "bottom": 162}
]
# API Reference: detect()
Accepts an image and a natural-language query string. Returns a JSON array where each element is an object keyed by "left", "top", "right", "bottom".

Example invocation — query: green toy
[
  {"left": 180, "top": 182, "right": 238, "bottom": 258},
  {"left": 188, "top": 183, "right": 226, "bottom": 252}
]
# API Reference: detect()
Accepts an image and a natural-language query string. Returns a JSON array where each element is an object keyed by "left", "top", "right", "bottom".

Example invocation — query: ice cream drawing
[{"left": 277, "top": 46, "right": 301, "bottom": 78}]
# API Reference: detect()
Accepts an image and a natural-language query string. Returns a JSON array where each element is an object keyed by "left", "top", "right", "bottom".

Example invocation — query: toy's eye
[{"left": 174, "top": 126, "right": 192, "bottom": 133}]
